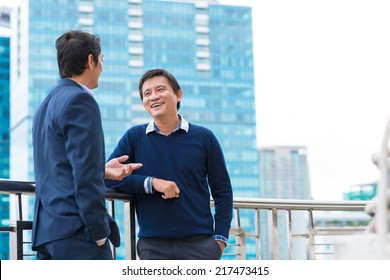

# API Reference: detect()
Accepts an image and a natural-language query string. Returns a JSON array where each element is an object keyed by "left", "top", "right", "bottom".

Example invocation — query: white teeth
[{"left": 152, "top": 103, "right": 162, "bottom": 108}]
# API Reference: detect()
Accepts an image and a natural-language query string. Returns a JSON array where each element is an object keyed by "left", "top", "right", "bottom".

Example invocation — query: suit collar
[
  {"left": 58, "top": 78, "right": 83, "bottom": 88},
  {"left": 58, "top": 78, "right": 93, "bottom": 95}
]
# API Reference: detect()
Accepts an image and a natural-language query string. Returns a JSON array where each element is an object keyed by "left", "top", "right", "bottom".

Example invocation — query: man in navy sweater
[{"left": 105, "top": 68, "right": 233, "bottom": 259}]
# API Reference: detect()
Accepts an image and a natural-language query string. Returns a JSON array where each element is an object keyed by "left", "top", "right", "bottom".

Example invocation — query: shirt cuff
[
  {"left": 143, "top": 176, "right": 154, "bottom": 194},
  {"left": 213, "top": 235, "right": 228, "bottom": 246}
]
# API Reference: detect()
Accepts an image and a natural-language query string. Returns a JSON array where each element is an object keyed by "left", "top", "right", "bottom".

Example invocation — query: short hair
[
  {"left": 138, "top": 68, "right": 181, "bottom": 110},
  {"left": 55, "top": 30, "right": 101, "bottom": 78}
]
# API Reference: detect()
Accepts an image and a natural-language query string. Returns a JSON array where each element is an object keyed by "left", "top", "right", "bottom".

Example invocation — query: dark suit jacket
[{"left": 32, "top": 78, "right": 120, "bottom": 249}]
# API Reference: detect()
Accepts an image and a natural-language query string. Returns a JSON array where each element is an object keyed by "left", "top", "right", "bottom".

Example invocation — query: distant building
[
  {"left": 259, "top": 146, "right": 311, "bottom": 259},
  {"left": 0, "top": 6, "right": 11, "bottom": 28},
  {"left": 343, "top": 182, "right": 377, "bottom": 201},
  {"left": 259, "top": 146, "right": 311, "bottom": 199}
]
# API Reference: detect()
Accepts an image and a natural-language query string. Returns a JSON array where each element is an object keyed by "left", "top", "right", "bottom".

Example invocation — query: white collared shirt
[
  {"left": 142, "top": 114, "right": 189, "bottom": 194},
  {"left": 77, "top": 82, "right": 94, "bottom": 96},
  {"left": 145, "top": 114, "right": 189, "bottom": 136}
]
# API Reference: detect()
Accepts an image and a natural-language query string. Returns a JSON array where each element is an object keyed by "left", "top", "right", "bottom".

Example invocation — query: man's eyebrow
[{"left": 143, "top": 84, "right": 166, "bottom": 93}]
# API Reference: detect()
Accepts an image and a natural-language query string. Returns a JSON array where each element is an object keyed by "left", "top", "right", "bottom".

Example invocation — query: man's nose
[{"left": 150, "top": 91, "right": 159, "bottom": 100}]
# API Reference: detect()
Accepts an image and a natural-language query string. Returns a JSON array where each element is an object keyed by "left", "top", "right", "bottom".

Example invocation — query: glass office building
[
  {"left": 10, "top": 0, "right": 259, "bottom": 259},
  {"left": 0, "top": 4, "right": 11, "bottom": 259},
  {"left": 0, "top": 34, "right": 10, "bottom": 260},
  {"left": 127, "top": 1, "right": 259, "bottom": 202}
]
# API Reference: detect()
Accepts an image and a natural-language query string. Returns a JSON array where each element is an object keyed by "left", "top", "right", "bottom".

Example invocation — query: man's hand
[
  {"left": 216, "top": 240, "right": 226, "bottom": 253},
  {"left": 96, "top": 239, "right": 106, "bottom": 246},
  {"left": 152, "top": 178, "right": 180, "bottom": 199},
  {"left": 105, "top": 155, "right": 143, "bottom": 180}
]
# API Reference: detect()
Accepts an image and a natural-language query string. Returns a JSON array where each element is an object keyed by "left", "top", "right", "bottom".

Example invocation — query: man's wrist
[{"left": 213, "top": 235, "right": 228, "bottom": 247}]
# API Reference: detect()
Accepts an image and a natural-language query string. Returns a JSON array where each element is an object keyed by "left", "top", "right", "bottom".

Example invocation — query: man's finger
[
  {"left": 117, "top": 155, "right": 129, "bottom": 163},
  {"left": 129, "top": 163, "right": 143, "bottom": 171}
]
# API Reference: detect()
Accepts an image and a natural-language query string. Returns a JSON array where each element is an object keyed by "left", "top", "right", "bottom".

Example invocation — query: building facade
[
  {"left": 10, "top": 0, "right": 259, "bottom": 259},
  {"left": 0, "top": 35, "right": 10, "bottom": 259},
  {"left": 0, "top": 4, "right": 11, "bottom": 259},
  {"left": 259, "top": 146, "right": 311, "bottom": 259}
]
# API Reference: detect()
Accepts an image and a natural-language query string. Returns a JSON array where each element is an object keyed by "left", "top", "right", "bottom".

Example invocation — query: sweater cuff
[
  {"left": 143, "top": 176, "right": 154, "bottom": 194},
  {"left": 213, "top": 235, "right": 228, "bottom": 246}
]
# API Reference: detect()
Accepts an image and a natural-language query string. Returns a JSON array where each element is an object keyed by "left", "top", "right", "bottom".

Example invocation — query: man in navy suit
[{"left": 32, "top": 30, "right": 141, "bottom": 260}]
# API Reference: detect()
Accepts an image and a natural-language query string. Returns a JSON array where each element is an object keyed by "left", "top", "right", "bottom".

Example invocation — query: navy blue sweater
[{"left": 105, "top": 122, "right": 233, "bottom": 240}]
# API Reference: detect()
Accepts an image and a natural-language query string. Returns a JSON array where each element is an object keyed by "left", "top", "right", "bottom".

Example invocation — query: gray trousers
[{"left": 137, "top": 235, "right": 222, "bottom": 260}]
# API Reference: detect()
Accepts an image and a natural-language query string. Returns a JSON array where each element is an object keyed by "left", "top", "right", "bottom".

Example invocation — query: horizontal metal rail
[
  {"left": 218, "top": 197, "right": 367, "bottom": 211},
  {"left": 212, "top": 197, "right": 368, "bottom": 259},
  {"left": 1, "top": 179, "right": 370, "bottom": 260},
  {"left": 0, "top": 179, "right": 136, "bottom": 260}
]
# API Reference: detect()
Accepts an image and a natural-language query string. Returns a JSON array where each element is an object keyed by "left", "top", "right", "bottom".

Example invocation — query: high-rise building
[
  {"left": 259, "top": 146, "right": 311, "bottom": 259},
  {"left": 0, "top": 6, "right": 11, "bottom": 259},
  {"left": 128, "top": 0, "right": 259, "bottom": 199},
  {"left": 10, "top": 0, "right": 259, "bottom": 259},
  {"left": 259, "top": 146, "right": 311, "bottom": 200}
]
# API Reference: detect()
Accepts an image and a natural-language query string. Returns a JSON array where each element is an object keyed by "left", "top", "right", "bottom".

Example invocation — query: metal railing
[
  {"left": 0, "top": 179, "right": 136, "bottom": 260},
  {"left": 223, "top": 198, "right": 368, "bottom": 259},
  {"left": 0, "top": 179, "right": 369, "bottom": 260}
]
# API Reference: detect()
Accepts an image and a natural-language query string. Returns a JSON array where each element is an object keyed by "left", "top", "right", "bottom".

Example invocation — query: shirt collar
[
  {"left": 146, "top": 114, "right": 189, "bottom": 135},
  {"left": 77, "top": 82, "right": 94, "bottom": 96}
]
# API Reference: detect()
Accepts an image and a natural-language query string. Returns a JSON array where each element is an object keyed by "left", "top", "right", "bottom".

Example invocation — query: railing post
[
  {"left": 272, "top": 208, "right": 279, "bottom": 259},
  {"left": 107, "top": 200, "right": 116, "bottom": 259},
  {"left": 15, "top": 193, "right": 23, "bottom": 220},
  {"left": 287, "top": 210, "right": 293, "bottom": 260},
  {"left": 307, "top": 209, "right": 316, "bottom": 259},
  {"left": 9, "top": 221, "right": 17, "bottom": 260},
  {"left": 231, "top": 227, "right": 246, "bottom": 259},
  {"left": 10, "top": 220, "right": 33, "bottom": 260},
  {"left": 255, "top": 209, "right": 261, "bottom": 259},
  {"left": 124, "top": 200, "right": 136, "bottom": 259}
]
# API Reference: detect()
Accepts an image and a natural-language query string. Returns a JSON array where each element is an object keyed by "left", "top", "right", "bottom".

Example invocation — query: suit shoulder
[{"left": 57, "top": 84, "right": 94, "bottom": 100}]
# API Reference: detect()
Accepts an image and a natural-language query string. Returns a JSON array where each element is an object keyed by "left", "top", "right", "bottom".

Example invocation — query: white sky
[
  {"left": 220, "top": 0, "right": 390, "bottom": 200},
  {"left": 2, "top": 0, "right": 390, "bottom": 200}
]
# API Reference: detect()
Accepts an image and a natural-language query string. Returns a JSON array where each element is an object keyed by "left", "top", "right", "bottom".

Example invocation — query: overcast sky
[{"left": 220, "top": 0, "right": 390, "bottom": 200}]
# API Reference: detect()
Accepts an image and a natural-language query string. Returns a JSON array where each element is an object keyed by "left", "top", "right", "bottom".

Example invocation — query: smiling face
[{"left": 141, "top": 75, "right": 182, "bottom": 120}]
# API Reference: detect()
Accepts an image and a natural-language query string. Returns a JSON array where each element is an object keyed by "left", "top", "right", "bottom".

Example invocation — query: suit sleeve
[
  {"left": 105, "top": 131, "right": 149, "bottom": 193},
  {"left": 60, "top": 92, "right": 110, "bottom": 242}
]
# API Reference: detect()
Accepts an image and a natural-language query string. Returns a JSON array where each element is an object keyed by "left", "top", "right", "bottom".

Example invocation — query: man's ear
[
  {"left": 87, "top": 54, "right": 95, "bottom": 70},
  {"left": 177, "top": 89, "right": 183, "bottom": 102}
]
